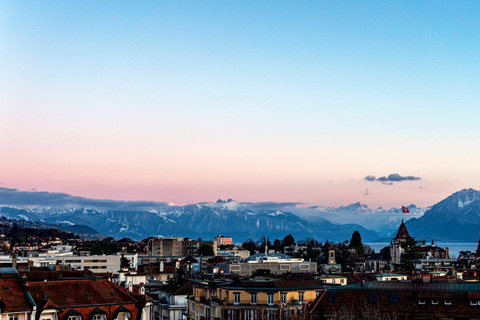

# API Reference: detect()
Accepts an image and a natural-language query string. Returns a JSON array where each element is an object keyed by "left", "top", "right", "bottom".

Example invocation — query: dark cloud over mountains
[
  {"left": 0, "top": 187, "right": 169, "bottom": 211},
  {"left": 0, "top": 187, "right": 305, "bottom": 212},
  {"left": 365, "top": 173, "right": 421, "bottom": 184}
]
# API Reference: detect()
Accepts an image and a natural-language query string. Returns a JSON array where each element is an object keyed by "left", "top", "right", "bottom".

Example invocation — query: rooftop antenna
[{"left": 265, "top": 236, "right": 268, "bottom": 257}]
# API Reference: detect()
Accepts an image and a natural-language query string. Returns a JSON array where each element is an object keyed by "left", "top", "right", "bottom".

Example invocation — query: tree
[
  {"left": 348, "top": 231, "right": 364, "bottom": 256},
  {"left": 476, "top": 238, "right": 480, "bottom": 257},
  {"left": 197, "top": 244, "right": 214, "bottom": 256},
  {"left": 460, "top": 250, "right": 474, "bottom": 260},
  {"left": 282, "top": 234, "right": 296, "bottom": 248},
  {"left": 242, "top": 239, "right": 257, "bottom": 255},
  {"left": 120, "top": 252, "right": 131, "bottom": 269}
]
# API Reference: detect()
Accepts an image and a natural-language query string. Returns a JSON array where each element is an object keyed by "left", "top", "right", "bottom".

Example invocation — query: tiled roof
[
  {"left": 29, "top": 280, "right": 138, "bottom": 306},
  {"left": 157, "top": 279, "right": 194, "bottom": 295},
  {"left": 0, "top": 278, "right": 31, "bottom": 312}
]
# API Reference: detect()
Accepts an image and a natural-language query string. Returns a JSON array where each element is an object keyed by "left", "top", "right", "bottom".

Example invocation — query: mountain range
[
  {"left": 0, "top": 187, "right": 479, "bottom": 242},
  {"left": 406, "top": 188, "right": 480, "bottom": 242}
]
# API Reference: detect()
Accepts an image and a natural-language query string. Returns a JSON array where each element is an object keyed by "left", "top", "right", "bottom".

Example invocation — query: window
[
  {"left": 470, "top": 300, "right": 478, "bottom": 306},
  {"left": 340, "top": 279, "right": 344, "bottom": 284},
  {"left": 9, "top": 316, "right": 19, "bottom": 320},
  {"left": 234, "top": 292, "right": 240, "bottom": 305},
  {"left": 432, "top": 299, "right": 439, "bottom": 305},
  {"left": 231, "top": 265, "right": 241, "bottom": 272},
  {"left": 267, "top": 293, "right": 274, "bottom": 306},
  {"left": 299, "top": 292, "right": 304, "bottom": 303},
  {"left": 281, "top": 293, "right": 288, "bottom": 304},
  {"left": 444, "top": 299, "right": 452, "bottom": 305},
  {"left": 250, "top": 293, "right": 257, "bottom": 305},
  {"left": 390, "top": 293, "right": 398, "bottom": 304},
  {"left": 329, "top": 292, "right": 337, "bottom": 303},
  {"left": 280, "top": 264, "right": 290, "bottom": 270},
  {"left": 369, "top": 293, "right": 377, "bottom": 304},
  {"left": 93, "top": 315, "right": 106, "bottom": 320},
  {"left": 419, "top": 300, "right": 426, "bottom": 305},
  {"left": 316, "top": 291, "right": 321, "bottom": 297}
]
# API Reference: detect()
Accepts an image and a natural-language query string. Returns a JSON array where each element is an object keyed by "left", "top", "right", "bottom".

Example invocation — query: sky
[{"left": 1, "top": 1, "right": 480, "bottom": 209}]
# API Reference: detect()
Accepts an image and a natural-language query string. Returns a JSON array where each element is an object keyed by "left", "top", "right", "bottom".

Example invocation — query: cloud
[
  {"left": 0, "top": 187, "right": 169, "bottom": 211},
  {"left": 365, "top": 173, "right": 421, "bottom": 184},
  {"left": 239, "top": 201, "right": 304, "bottom": 211},
  {"left": 0, "top": 187, "right": 307, "bottom": 213}
]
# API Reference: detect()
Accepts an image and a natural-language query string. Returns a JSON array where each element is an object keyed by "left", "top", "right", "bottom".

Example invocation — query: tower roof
[{"left": 393, "top": 220, "right": 410, "bottom": 240}]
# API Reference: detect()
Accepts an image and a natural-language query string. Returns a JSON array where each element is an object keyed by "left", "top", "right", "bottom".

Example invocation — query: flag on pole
[{"left": 402, "top": 206, "right": 409, "bottom": 213}]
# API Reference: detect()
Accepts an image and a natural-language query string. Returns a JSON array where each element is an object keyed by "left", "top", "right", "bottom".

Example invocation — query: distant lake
[{"left": 366, "top": 243, "right": 478, "bottom": 259}]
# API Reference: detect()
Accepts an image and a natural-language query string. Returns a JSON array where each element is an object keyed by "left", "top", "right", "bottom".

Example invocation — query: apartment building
[
  {"left": 187, "top": 277, "right": 324, "bottom": 320},
  {"left": 148, "top": 237, "right": 215, "bottom": 257},
  {"left": 149, "top": 237, "right": 185, "bottom": 257},
  {"left": 218, "top": 253, "right": 317, "bottom": 276}
]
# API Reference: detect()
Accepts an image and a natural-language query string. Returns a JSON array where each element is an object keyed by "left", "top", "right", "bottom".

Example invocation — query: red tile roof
[
  {"left": 0, "top": 278, "right": 31, "bottom": 312},
  {"left": 29, "top": 280, "right": 138, "bottom": 306}
]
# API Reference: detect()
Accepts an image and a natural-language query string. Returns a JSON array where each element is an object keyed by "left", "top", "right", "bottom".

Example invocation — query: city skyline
[{"left": 2, "top": 1, "right": 480, "bottom": 208}]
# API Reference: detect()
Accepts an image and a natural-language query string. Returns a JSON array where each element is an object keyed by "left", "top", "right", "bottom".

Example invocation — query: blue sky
[{"left": 1, "top": 1, "right": 480, "bottom": 207}]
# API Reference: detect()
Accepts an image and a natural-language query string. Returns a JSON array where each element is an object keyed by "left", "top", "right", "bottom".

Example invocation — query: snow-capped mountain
[
  {"left": 406, "top": 188, "right": 480, "bottom": 242},
  {"left": 300, "top": 202, "right": 426, "bottom": 237},
  {"left": 0, "top": 202, "right": 380, "bottom": 242}
]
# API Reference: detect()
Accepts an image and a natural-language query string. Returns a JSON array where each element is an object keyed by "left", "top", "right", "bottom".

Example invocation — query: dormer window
[{"left": 90, "top": 308, "right": 108, "bottom": 320}]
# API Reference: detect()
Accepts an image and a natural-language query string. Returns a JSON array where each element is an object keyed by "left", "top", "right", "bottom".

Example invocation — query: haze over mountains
[{"left": 0, "top": 187, "right": 479, "bottom": 242}]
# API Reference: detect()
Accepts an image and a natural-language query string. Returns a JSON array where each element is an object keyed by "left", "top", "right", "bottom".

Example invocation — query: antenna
[{"left": 265, "top": 236, "right": 268, "bottom": 257}]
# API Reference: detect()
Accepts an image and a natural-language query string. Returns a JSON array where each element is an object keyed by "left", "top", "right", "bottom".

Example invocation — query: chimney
[
  {"left": 12, "top": 254, "right": 17, "bottom": 269},
  {"left": 445, "top": 247, "right": 449, "bottom": 259},
  {"left": 160, "top": 261, "right": 164, "bottom": 272}
]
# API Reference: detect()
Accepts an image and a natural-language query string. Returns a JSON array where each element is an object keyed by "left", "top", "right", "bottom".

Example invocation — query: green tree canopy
[{"left": 198, "top": 244, "right": 214, "bottom": 256}]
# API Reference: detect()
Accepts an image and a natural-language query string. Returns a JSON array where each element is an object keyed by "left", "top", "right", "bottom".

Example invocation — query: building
[
  {"left": 308, "top": 281, "right": 480, "bottom": 319},
  {"left": 150, "top": 279, "right": 194, "bottom": 320},
  {"left": 390, "top": 219, "right": 410, "bottom": 265},
  {"left": 29, "top": 279, "right": 152, "bottom": 320},
  {"left": 316, "top": 275, "right": 348, "bottom": 286},
  {"left": 218, "top": 253, "right": 317, "bottom": 276},
  {"left": 148, "top": 237, "right": 215, "bottom": 257},
  {"left": 187, "top": 277, "right": 324, "bottom": 320},
  {"left": 0, "top": 274, "right": 153, "bottom": 320},
  {"left": 149, "top": 237, "right": 185, "bottom": 257},
  {"left": 0, "top": 277, "right": 32, "bottom": 320},
  {"left": 319, "top": 249, "right": 342, "bottom": 274},
  {"left": 182, "top": 239, "right": 215, "bottom": 256},
  {"left": 369, "top": 272, "right": 408, "bottom": 281},
  {"left": 52, "top": 252, "right": 138, "bottom": 273},
  {"left": 214, "top": 235, "right": 233, "bottom": 247},
  {"left": 215, "top": 248, "right": 250, "bottom": 261}
]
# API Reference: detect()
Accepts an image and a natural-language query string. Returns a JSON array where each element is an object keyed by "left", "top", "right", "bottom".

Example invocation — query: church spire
[{"left": 394, "top": 219, "right": 410, "bottom": 241}]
